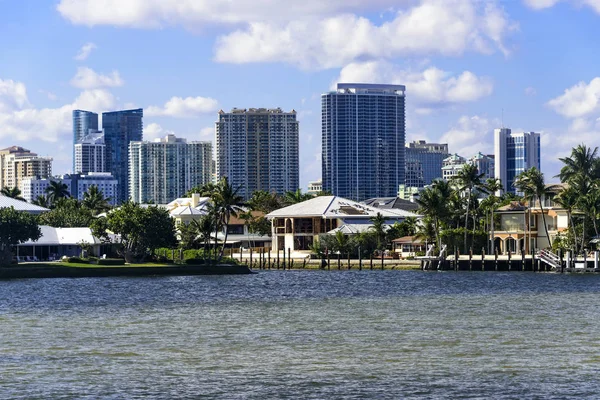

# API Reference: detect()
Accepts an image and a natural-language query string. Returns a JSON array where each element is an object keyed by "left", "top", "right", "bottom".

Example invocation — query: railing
[{"left": 537, "top": 249, "right": 561, "bottom": 270}]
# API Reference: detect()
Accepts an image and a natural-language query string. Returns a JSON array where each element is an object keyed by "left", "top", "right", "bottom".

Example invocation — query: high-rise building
[
  {"left": 405, "top": 140, "right": 449, "bottom": 187},
  {"left": 216, "top": 108, "right": 299, "bottom": 200},
  {"left": 129, "top": 134, "right": 212, "bottom": 204},
  {"left": 405, "top": 160, "right": 425, "bottom": 188},
  {"left": 20, "top": 173, "right": 118, "bottom": 205},
  {"left": 72, "top": 110, "right": 98, "bottom": 172},
  {"left": 74, "top": 130, "right": 106, "bottom": 174},
  {"left": 102, "top": 108, "right": 143, "bottom": 203},
  {"left": 442, "top": 154, "right": 467, "bottom": 181},
  {"left": 322, "top": 83, "right": 406, "bottom": 201},
  {"left": 0, "top": 146, "right": 52, "bottom": 190},
  {"left": 469, "top": 152, "right": 495, "bottom": 180},
  {"left": 494, "top": 129, "right": 541, "bottom": 194}
]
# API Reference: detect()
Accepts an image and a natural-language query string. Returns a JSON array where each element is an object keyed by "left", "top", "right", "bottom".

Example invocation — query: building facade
[
  {"left": 102, "top": 108, "right": 143, "bottom": 203},
  {"left": 405, "top": 160, "right": 425, "bottom": 188},
  {"left": 307, "top": 179, "right": 323, "bottom": 196},
  {"left": 129, "top": 134, "right": 212, "bottom": 204},
  {"left": 405, "top": 140, "right": 449, "bottom": 187},
  {"left": 494, "top": 128, "right": 541, "bottom": 194},
  {"left": 72, "top": 110, "right": 98, "bottom": 173},
  {"left": 20, "top": 173, "right": 118, "bottom": 205},
  {"left": 442, "top": 154, "right": 467, "bottom": 181},
  {"left": 74, "top": 131, "right": 106, "bottom": 174},
  {"left": 322, "top": 83, "right": 406, "bottom": 201},
  {"left": 0, "top": 146, "right": 52, "bottom": 190},
  {"left": 216, "top": 108, "right": 299, "bottom": 200},
  {"left": 469, "top": 152, "right": 495, "bottom": 180}
]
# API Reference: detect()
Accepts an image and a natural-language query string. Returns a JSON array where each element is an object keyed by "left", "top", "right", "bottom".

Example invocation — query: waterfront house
[
  {"left": 392, "top": 236, "right": 427, "bottom": 258},
  {"left": 266, "top": 196, "right": 418, "bottom": 254},
  {"left": 17, "top": 226, "right": 103, "bottom": 261},
  {"left": 493, "top": 185, "right": 570, "bottom": 254}
]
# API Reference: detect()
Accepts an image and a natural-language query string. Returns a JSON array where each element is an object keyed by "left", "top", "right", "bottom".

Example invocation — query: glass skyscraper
[
  {"left": 72, "top": 110, "right": 98, "bottom": 172},
  {"left": 494, "top": 128, "right": 541, "bottom": 194},
  {"left": 405, "top": 140, "right": 449, "bottom": 187},
  {"left": 102, "top": 108, "right": 143, "bottom": 203},
  {"left": 322, "top": 83, "right": 406, "bottom": 201}
]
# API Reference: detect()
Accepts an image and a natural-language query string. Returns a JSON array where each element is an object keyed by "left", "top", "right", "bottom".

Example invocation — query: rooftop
[
  {"left": 266, "top": 196, "right": 417, "bottom": 219},
  {"left": 0, "top": 195, "right": 49, "bottom": 214}
]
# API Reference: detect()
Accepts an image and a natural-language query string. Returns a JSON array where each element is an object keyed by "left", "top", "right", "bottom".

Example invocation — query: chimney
[{"left": 191, "top": 193, "right": 200, "bottom": 208}]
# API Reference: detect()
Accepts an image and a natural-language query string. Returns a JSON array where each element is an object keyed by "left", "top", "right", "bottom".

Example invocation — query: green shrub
[
  {"left": 185, "top": 258, "right": 206, "bottom": 265},
  {"left": 67, "top": 257, "right": 89, "bottom": 264},
  {"left": 97, "top": 258, "right": 125, "bottom": 265}
]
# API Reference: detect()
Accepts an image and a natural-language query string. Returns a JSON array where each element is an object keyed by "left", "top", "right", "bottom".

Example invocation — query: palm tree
[
  {"left": 333, "top": 231, "right": 351, "bottom": 259},
  {"left": 558, "top": 144, "right": 600, "bottom": 184},
  {"left": 452, "top": 164, "right": 487, "bottom": 252},
  {"left": 555, "top": 185, "right": 580, "bottom": 249},
  {"left": 247, "top": 190, "right": 282, "bottom": 213},
  {"left": 191, "top": 214, "right": 215, "bottom": 260},
  {"left": 416, "top": 186, "right": 446, "bottom": 251},
  {"left": 485, "top": 178, "right": 504, "bottom": 253},
  {"left": 283, "top": 189, "right": 312, "bottom": 206},
  {"left": 369, "top": 212, "right": 387, "bottom": 251},
  {"left": 31, "top": 194, "right": 49, "bottom": 208},
  {"left": 0, "top": 187, "right": 25, "bottom": 201},
  {"left": 213, "top": 177, "right": 244, "bottom": 260},
  {"left": 514, "top": 167, "right": 553, "bottom": 248},
  {"left": 82, "top": 185, "right": 111, "bottom": 215},
  {"left": 45, "top": 180, "right": 70, "bottom": 205},
  {"left": 402, "top": 217, "right": 419, "bottom": 236}
]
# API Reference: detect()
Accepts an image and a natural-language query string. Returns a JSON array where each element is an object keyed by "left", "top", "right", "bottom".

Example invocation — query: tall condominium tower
[
  {"left": 216, "top": 108, "right": 299, "bottom": 200},
  {"left": 322, "top": 83, "right": 406, "bottom": 201},
  {"left": 129, "top": 134, "right": 212, "bottom": 204},
  {"left": 74, "top": 130, "right": 106, "bottom": 174},
  {"left": 102, "top": 108, "right": 143, "bottom": 203},
  {"left": 494, "top": 128, "right": 541, "bottom": 194},
  {"left": 0, "top": 146, "right": 52, "bottom": 190},
  {"left": 405, "top": 140, "right": 449, "bottom": 187},
  {"left": 72, "top": 110, "right": 98, "bottom": 172}
]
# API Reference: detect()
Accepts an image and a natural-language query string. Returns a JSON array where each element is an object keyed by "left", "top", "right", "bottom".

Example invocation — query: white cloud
[
  {"left": 440, "top": 115, "right": 499, "bottom": 156},
  {"left": 215, "top": 0, "right": 516, "bottom": 69},
  {"left": 0, "top": 79, "right": 29, "bottom": 112},
  {"left": 335, "top": 61, "right": 493, "bottom": 107},
  {"left": 74, "top": 42, "right": 97, "bottom": 61},
  {"left": 58, "top": 0, "right": 515, "bottom": 70},
  {"left": 146, "top": 96, "right": 219, "bottom": 118},
  {"left": 57, "top": 0, "right": 406, "bottom": 27},
  {"left": 70, "top": 67, "right": 124, "bottom": 90},
  {"left": 547, "top": 77, "right": 600, "bottom": 118},
  {"left": 525, "top": 86, "right": 537, "bottom": 96},
  {"left": 523, "top": 0, "right": 600, "bottom": 13},
  {"left": 0, "top": 77, "right": 115, "bottom": 144},
  {"left": 144, "top": 123, "right": 165, "bottom": 141},
  {"left": 39, "top": 90, "right": 58, "bottom": 101}
]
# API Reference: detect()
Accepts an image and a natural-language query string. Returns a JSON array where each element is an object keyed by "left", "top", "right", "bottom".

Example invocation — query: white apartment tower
[
  {"left": 494, "top": 129, "right": 541, "bottom": 194},
  {"left": 216, "top": 108, "right": 299, "bottom": 200},
  {"left": 129, "top": 134, "right": 212, "bottom": 204},
  {"left": 74, "top": 130, "right": 106, "bottom": 174}
]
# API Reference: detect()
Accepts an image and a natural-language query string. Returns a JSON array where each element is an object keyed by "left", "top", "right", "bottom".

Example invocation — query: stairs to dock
[{"left": 537, "top": 249, "right": 561, "bottom": 270}]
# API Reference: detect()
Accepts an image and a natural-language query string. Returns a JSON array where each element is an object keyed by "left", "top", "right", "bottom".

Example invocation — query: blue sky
[{"left": 1, "top": 0, "right": 600, "bottom": 188}]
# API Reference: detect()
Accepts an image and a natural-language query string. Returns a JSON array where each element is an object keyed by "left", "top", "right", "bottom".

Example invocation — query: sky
[{"left": 1, "top": 0, "right": 600, "bottom": 189}]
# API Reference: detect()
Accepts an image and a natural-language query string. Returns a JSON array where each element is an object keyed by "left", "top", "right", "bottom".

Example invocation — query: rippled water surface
[{"left": 1, "top": 271, "right": 600, "bottom": 399}]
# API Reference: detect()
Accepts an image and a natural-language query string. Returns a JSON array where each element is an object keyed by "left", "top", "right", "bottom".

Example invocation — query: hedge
[
  {"left": 66, "top": 257, "right": 89, "bottom": 264},
  {"left": 97, "top": 258, "right": 125, "bottom": 265}
]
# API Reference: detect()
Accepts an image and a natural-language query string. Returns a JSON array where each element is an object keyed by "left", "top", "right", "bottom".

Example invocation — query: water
[{"left": 1, "top": 271, "right": 600, "bottom": 399}]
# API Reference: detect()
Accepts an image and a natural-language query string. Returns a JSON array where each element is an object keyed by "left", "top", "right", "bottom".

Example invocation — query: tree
[
  {"left": 213, "top": 177, "right": 244, "bottom": 260},
  {"left": 38, "top": 198, "right": 93, "bottom": 228},
  {"left": 186, "top": 182, "right": 218, "bottom": 197},
  {"left": 1, "top": 187, "right": 25, "bottom": 201},
  {"left": 514, "top": 167, "right": 553, "bottom": 248},
  {"left": 0, "top": 207, "right": 41, "bottom": 265},
  {"left": 91, "top": 202, "right": 177, "bottom": 263},
  {"left": 247, "top": 190, "right": 282, "bottom": 213},
  {"left": 555, "top": 185, "right": 580, "bottom": 249},
  {"left": 191, "top": 213, "right": 216, "bottom": 259},
  {"left": 452, "top": 164, "right": 487, "bottom": 252},
  {"left": 45, "top": 180, "right": 70, "bottom": 205},
  {"left": 32, "top": 195, "right": 50, "bottom": 208},
  {"left": 416, "top": 185, "right": 448, "bottom": 251},
  {"left": 82, "top": 185, "right": 111, "bottom": 215},
  {"left": 484, "top": 178, "right": 504, "bottom": 253},
  {"left": 369, "top": 212, "right": 387, "bottom": 251},
  {"left": 282, "top": 189, "right": 312, "bottom": 206}
]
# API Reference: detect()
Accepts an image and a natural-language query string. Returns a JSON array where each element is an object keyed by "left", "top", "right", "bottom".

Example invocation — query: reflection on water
[{"left": 1, "top": 271, "right": 600, "bottom": 399}]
